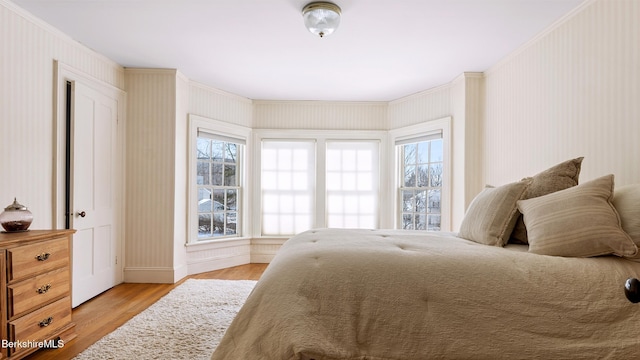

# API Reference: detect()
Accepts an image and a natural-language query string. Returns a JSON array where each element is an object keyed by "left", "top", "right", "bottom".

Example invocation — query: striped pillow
[
  {"left": 613, "top": 184, "right": 640, "bottom": 247},
  {"left": 517, "top": 174, "right": 637, "bottom": 257},
  {"left": 458, "top": 179, "right": 532, "bottom": 246}
]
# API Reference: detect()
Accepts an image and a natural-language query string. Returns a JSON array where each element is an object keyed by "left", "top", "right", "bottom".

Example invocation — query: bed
[{"left": 211, "top": 159, "right": 640, "bottom": 360}]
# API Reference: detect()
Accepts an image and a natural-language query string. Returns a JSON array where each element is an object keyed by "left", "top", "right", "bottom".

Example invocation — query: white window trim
[
  {"left": 187, "top": 114, "right": 252, "bottom": 245},
  {"left": 252, "top": 129, "right": 389, "bottom": 238},
  {"left": 388, "top": 117, "right": 452, "bottom": 231}
]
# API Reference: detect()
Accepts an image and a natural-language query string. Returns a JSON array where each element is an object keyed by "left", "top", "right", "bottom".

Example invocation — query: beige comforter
[{"left": 211, "top": 229, "right": 640, "bottom": 359}]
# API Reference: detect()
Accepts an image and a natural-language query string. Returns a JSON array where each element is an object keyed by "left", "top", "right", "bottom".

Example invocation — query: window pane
[
  {"left": 430, "top": 163, "right": 443, "bottom": 187},
  {"left": 198, "top": 214, "right": 212, "bottom": 237},
  {"left": 197, "top": 138, "right": 210, "bottom": 160},
  {"left": 417, "top": 142, "right": 429, "bottom": 164},
  {"left": 404, "top": 165, "right": 415, "bottom": 187},
  {"left": 326, "top": 172, "right": 341, "bottom": 191},
  {"left": 326, "top": 149, "right": 341, "bottom": 171},
  {"left": 402, "top": 214, "right": 413, "bottom": 230},
  {"left": 212, "top": 213, "right": 224, "bottom": 235},
  {"left": 197, "top": 162, "right": 210, "bottom": 185},
  {"left": 277, "top": 172, "right": 292, "bottom": 190},
  {"left": 213, "top": 189, "right": 225, "bottom": 210},
  {"left": 212, "top": 163, "right": 223, "bottom": 186},
  {"left": 226, "top": 189, "right": 237, "bottom": 211},
  {"left": 225, "top": 143, "right": 237, "bottom": 163},
  {"left": 342, "top": 150, "right": 357, "bottom": 171},
  {"left": 277, "top": 149, "right": 292, "bottom": 170},
  {"left": 428, "top": 189, "right": 441, "bottom": 213},
  {"left": 198, "top": 188, "right": 211, "bottom": 212},
  {"left": 358, "top": 172, "right": 373, "bottom": 191},
  {"left": 212, "top": 141, "right": 224, "bottom": 161},
  {"left": 262, "top": 149, "right": 277, "bottom": 169},
  {"left": 402, "top": 190, "right": 414, "bottom": 212},
  {"left": 262, "top": 171, "right": 277, "bottom": 190},
  {"left": 417, "top": 165, "right": 429, "bottom": 187},
  {"left": 415, "top": 190, "right": 427, "bottom": 212},
  {"left": 342, "top": 172, "right": 356, "bottom": 191},
  {"left": 403, "top": 143, "right": 416, "bottom": 165},
  {"left": 428, "top": 214, "right": 441, "bottom": 231},
  {"left": 430, "top": 139, "right": 443, "bottom": 162},
  {"left": 292, "top": 150, "right": 309, "bottom": 170},
  {"left": 327, "top": 194, "right": 343, "bottom": 213},
  {"left": 357, "top": 150, "right": 373, "bottom": 171},
  {"left": 226, "top": 212, "right": 237, "bottom": 235},
  {"left": 224, "top": 164, "right": 236, "bottom": 186}
]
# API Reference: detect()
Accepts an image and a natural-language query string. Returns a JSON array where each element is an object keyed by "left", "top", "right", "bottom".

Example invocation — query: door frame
[{"left": 53, "top": 61, "right": 126, "bottom": 286}]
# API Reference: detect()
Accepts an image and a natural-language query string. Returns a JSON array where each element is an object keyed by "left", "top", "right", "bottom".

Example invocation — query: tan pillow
[
  {"left": 458, "top": 179, "right": 531, "bottom": 247},
  {"left": 517, "top": 175, "right": 637, "bottom": 257},
  {"left": 612, "top": 184, "right": 640, "bottom": 247},
  {"left": 510, "top": 157, "right": 584, "bottom": 244}
]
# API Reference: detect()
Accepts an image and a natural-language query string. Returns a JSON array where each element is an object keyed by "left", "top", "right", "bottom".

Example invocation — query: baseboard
[
  {"left": 127, "top": 238, "right": 283, "bottom": 278},
  {"left": 123, "top": 267, "right": 179, "bottom": 284},
  {"left": 187, "top": 254, "right": 250, "bottom": 275},
  {"left": 185, "top": 238, "right": 252, "bottom": 275}
]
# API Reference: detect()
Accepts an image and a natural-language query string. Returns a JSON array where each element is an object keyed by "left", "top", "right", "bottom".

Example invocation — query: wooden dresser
[{"left": 0, "top": 230, "right": 76, "bottom": 359}]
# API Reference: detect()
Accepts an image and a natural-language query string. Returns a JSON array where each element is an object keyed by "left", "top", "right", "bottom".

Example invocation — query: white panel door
[{"left": 71, "top": 81, "right": 119, "bottom": 307}]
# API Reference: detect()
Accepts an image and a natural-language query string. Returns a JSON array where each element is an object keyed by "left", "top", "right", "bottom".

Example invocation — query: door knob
[{"left": 77, "top": 211, "right": 86, "bottom": 218}]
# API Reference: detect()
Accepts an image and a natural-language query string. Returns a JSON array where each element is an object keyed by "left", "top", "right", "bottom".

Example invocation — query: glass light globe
[{"left": 303, "top": 2, "right": 341, "bottom": 38}]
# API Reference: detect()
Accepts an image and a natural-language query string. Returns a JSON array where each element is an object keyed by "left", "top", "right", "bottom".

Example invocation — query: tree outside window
[{"left": 399, "top": 139, "right": 443, "bottom": 230}]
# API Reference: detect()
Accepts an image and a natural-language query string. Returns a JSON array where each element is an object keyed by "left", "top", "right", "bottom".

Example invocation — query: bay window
[{"left": 257, "top": 131, "right": 384, "bottom": 237}]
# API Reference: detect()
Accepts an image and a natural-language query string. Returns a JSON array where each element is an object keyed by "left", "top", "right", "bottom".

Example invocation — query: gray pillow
[
  {"left": 458, "top": 179, "right": 532, "bottom": 247},
  {"left": 510, "top": 157, "right": 584, "bottom": 244},
  {"left": 517, "top": 174, "right": 637, "bottom": 257}
]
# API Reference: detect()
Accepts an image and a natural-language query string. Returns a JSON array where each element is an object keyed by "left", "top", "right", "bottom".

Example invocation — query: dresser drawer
[
  {"left": 8, "top": 296, "right": 72, "bottom": 344},
  {"left": 7, "top": 237, "right": 70, "bottom": 281},
  {"left": 7, "top": 267, "right": 71, "bottom": 319}
]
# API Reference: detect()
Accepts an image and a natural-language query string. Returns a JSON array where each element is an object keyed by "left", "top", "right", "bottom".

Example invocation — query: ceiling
[{"left": 13, "top": 0, "right": 585, "bottom": 102}]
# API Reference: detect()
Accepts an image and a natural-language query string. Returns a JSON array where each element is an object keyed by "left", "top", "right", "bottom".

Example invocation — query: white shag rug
[{"left": 73, "top": 279, "right": 256, "bottom": 360}]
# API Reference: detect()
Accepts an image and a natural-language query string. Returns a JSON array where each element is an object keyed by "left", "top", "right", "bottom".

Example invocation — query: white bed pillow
[
  {"left": 612, "top": 184, "right": 640, "bottom": 247},
  {"left": 458, "top": 179, "right": 531, "bottom": 247},
  {"left": 517, "top": 175, "right": 637, "bottom": 258}
]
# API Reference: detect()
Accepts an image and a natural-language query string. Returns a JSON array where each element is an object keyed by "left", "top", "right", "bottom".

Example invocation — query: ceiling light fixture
[{"left": 302, "top": 2, "right": 341, "bottom": 38}]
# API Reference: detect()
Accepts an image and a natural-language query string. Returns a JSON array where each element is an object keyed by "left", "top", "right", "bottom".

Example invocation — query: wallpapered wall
[
  {"left": 484, "top": 0, "right": 639, "bottom": 186},
  {"left": 0, "top": 1, "right": 124, "bottom": 230},
  {"left": 2, "top": 0, "right": 636, "bottom": 279}
]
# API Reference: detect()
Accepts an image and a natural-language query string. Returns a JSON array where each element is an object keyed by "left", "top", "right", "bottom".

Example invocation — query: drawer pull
[
  {"left": 35, "top": 252, "right": 51, "bottom": 261},
  {"left": 38, "top": 316, "right": 53, "bottom": 327},
  {"left": 37, "top": 283, "right": 52, "bottom": 294}
]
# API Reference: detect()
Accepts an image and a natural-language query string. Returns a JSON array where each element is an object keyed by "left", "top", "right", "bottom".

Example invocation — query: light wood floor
[{"left": 25, "top": 263, "right": 268, "bottom": 360}]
